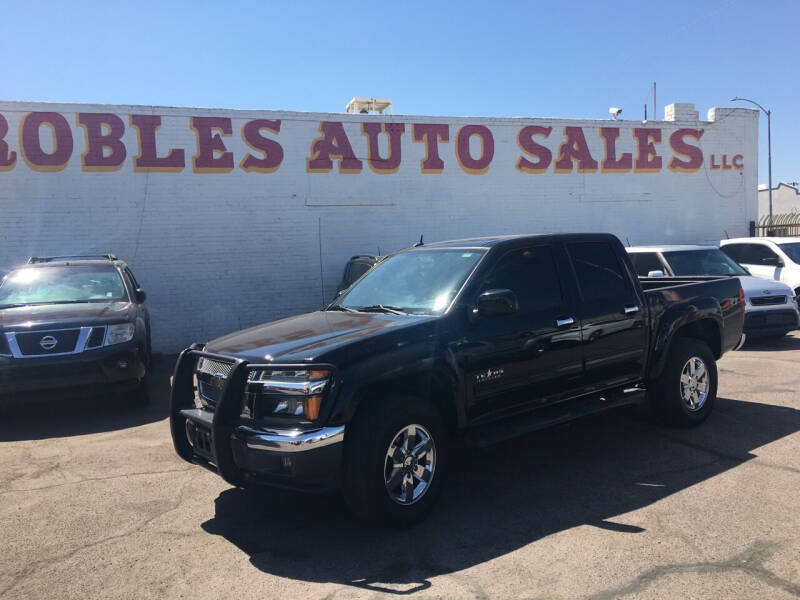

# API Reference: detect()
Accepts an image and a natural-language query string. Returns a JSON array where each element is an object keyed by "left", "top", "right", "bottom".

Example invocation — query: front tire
[
  {"left": 343, "top": 396, "right": 447, "bottom": 527},
  {"left": 650, "top": 337, "right": 717, "bottom": 427}
]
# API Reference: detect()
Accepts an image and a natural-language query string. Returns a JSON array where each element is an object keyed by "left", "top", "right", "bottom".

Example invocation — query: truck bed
[{"left": 639, "top": 275, "right": 744, "bottom": 357}]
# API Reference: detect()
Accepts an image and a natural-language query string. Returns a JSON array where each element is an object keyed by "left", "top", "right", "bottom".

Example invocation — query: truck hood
[
  {"left": 0, "top": 301, "right": 134, "bottom": 330},
  {"left": 738, "top": 276, "right": 794, "bottom": 299},
  {"left": 205, "top": 310, "right": 434, "bottom": 363}
]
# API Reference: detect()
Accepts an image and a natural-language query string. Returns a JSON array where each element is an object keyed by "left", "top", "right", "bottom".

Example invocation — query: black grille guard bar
[{"left": 169, "top": 343, "right": 338, "bottom": 486}]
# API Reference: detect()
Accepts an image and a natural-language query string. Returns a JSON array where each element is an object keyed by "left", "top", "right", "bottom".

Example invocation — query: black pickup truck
[{"left": 170, "top": 233, "right": 745, "bottom": 526}]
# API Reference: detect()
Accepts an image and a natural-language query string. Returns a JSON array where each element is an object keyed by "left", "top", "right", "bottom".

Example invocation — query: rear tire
[
  {"left": 343, "top": 395, "right": 447, "bottom": 527},
  {"left": 649, "top": 337, "right": 717, "bottom": 427}
]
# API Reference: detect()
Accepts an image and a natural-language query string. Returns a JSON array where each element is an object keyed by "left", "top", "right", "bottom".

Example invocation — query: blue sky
[{"left": 1, "top": 0, "right": 797, "bottom": 185}]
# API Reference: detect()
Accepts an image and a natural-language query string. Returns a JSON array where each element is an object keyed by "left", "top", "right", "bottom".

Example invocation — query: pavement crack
[
  {"left": 0, "top": 473, "right": 194, "bottom": 598},
  {"left": 0, "top": 466, "right": 193, "bottom": 496},
  {"left": 586, "top": 540, "right": 800, "bottom": 600}
]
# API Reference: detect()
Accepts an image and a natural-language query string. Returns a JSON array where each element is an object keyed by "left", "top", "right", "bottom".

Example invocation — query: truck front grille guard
[
  {"left": 169, "top": 345, "right": 247, "bottom": 486},
  {"left": 169, "top": 345, "right": 338, "bottom": 486}
]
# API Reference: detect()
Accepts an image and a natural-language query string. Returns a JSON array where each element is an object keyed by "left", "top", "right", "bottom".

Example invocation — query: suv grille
[
  {"left": 86, "top": 327, "right": 106, "bottom": 348},
  {"left": 751, "top": 295, "right": 787, "bottom": 306},
  {"left": 0, "top": 334, "right": 10, "bottom": 356},
  {"left": 15, "top": 329, "right": 80, "bottom": 356}
]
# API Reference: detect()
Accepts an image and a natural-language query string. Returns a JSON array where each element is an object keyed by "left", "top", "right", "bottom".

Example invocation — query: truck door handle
[
  {"left": 623, "top": 305, "right": 640, "bottom": 314},
  {"left": 555, "top": 316, "right": 575, "bottom": 327}
]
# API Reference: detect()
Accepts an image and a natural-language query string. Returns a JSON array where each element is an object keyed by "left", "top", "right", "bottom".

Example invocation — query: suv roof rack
[{"left": 27, "top": 254, "right": 118, "bottom": 264}]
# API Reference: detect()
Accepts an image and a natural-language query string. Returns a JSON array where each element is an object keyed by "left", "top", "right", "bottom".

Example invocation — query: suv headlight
[
  {"left": 245, "top": 369, "right": 330, "bottom": 420},
  {"left": 105, "top": 323, "right": 135, "bottom": 345}
]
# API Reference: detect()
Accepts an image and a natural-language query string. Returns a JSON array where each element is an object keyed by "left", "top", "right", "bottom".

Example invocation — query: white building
[
  {"left": 758, "top": 182, "right": 800, "bottom": 218},
  {"left": 0, "top": 100, "right": 758, "bottom": 351}
]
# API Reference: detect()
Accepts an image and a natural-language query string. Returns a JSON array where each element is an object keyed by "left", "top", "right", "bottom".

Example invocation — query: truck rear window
[{"left": 569, "top": 242, "right": 627, "bottom": 300}]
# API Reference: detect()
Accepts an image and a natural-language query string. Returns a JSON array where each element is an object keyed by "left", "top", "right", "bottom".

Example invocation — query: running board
[{"left": 467, "top": 389, "right": 647, "bottom": 448}]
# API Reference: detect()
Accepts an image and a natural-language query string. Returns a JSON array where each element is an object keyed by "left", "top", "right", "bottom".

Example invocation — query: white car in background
[
  {"left": 627, "top": 245, "right": 800, "bottom": 339},
  {"left": 719, "top": 237, "right": 800, "bottom": 297}
]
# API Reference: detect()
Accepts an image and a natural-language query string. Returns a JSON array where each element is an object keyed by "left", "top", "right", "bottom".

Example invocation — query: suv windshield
[
  {"left": 663, "top": 249, "right": 748, "bottom": 276},
  {"left": 0, "top": 265, "right": 128, "bottom": 307},
  {"left": 335, "top": 249, "right": 486, "bottom": 315},
  {"left": 778, "top": 242, "right": 800, "bottom": 264}
]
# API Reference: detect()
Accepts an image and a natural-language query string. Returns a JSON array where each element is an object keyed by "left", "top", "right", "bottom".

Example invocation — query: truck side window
[
  {"left": 629, "top": 252, "right": 663, "bottom": 276},
  {"left": 481, "top": 246, "right": 562, "bottom": 313},
  {"left": 720, "top": 245, "right": 745, "bottom": 263},
  {"left": 746, "top": 244, "right": 780, "bottom": 264},
  {"left": 347, "top": 262, "right": 371, "bottom": 285},
  {"left": 569, "top": 242, "right": 628, "bottom": 300},
  {"left": 724, "top": 243, "right": 777, "bottom": 265}
]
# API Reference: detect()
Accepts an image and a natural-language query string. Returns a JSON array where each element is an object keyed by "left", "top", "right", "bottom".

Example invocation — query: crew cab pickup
[{"left": 170, "top": 233, "right": 745, "bottom": 526}]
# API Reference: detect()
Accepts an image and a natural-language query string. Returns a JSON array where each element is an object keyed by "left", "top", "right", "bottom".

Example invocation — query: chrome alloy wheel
[
  {"left": 679, "top": 356, "right": 709, "bottom": 411},
  {"left": 383, "top": 424, "right": 436, "bottom": 505}
]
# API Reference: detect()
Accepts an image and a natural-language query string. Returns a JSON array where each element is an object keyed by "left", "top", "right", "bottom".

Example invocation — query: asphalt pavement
[{"left": 1, "top": 334, "right": 799, "bottom": 599}]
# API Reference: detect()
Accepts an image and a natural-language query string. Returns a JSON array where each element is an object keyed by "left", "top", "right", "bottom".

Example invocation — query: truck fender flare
[
  {"left": 340, "top": 360, "right": 463, "bottom": 431},
  {"left": 649, "top": 297, "right": 723, "bottom": 380}
]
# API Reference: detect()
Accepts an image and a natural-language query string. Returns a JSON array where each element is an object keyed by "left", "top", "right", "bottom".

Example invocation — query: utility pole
[{"left": 732, "top": 97, "right": 772, "bottom": 231}]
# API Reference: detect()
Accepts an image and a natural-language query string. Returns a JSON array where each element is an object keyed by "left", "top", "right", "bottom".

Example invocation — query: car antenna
[
  {"left": 377, "top": 245, "right": 381, "bottom": 256},
  {"left": 625, "top": 237, "right": 631, "bottom": 247},
  {"left": 414, "top": 234, "right": 424, "bottom": 247},
  {"left": 724, "top": 230, "right": 730, "bottom": 239}
]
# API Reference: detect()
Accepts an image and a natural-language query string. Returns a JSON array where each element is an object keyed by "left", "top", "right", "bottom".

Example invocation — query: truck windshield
[
  {"left": 778, "top": 243, "right": 800, "bottom": 264},
  {"left": 335, "top": 249, "right": 486, "bottom": 315},
  {"left": 0, "top": 265, "right": 128, "bottom": 307},
  {"left": 663, "top": 249, "right": 748, "bottom": 276}
]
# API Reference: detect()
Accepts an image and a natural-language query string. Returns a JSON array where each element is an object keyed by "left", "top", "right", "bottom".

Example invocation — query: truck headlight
[
  {"left": 105, "top": 323, "right": 135, "bottom": 345},
  {"left": 245, "top": 369, "right": 330, "bottom": 420}
]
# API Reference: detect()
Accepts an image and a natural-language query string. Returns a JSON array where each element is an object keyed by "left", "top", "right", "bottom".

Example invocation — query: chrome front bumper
[
  {"left": 238, "top": 424, "right": 345, "bottom": 453},
  {"left": 179, "top": 406, "right": 345, "bottom": 491}
]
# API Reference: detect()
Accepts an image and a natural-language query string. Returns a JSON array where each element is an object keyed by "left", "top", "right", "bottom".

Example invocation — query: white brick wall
[{"left": 0, "top": 101, "right": 759, "bottom": 352}]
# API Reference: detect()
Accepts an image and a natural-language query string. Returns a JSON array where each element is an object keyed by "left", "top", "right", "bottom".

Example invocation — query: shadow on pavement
[
  {"left": 0, "top": 354, "right": 177, "bottom": 441},
  {"left": 743, "top": 333, "right": 800, "bottom": 352},
  {"left": 201, "top": 397, "right": 800, "bottom": 596}
]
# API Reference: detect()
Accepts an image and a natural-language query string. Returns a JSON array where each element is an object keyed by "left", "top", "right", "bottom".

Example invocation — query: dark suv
[{"left": 0, "top": 255, "right": 151, "bottom": 403}]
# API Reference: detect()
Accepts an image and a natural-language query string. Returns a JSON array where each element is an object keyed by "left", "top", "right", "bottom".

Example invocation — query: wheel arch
[
  {"left": 345, "top": 364, "right": 461, "bottom": 434},
  {"left": 649, "top": 302, "right": 723, "bottom": 380}
]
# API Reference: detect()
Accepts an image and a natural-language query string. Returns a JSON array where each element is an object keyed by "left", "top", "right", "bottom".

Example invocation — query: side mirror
[
  {"left": 647, "top": 270, "right": 665, "bottom": 278},
  {"left": 761, "top": 256, "right": 783, "bottom": 267},
  {"left": 476, "top": 289, "right": 518, "bottom": 317},
  {"left": 135, "top": 288, "right": 147, "bottom": 302}
]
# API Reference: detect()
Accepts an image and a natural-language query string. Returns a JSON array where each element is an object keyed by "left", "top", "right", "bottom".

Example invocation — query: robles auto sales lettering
[{"left": 0, "top": 111, "right": 744, "bottom": 176}]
